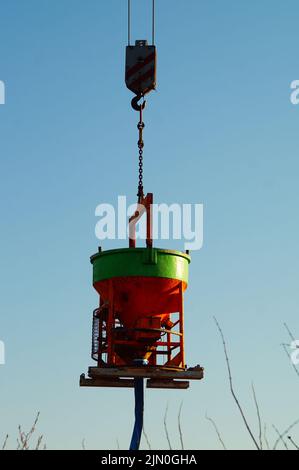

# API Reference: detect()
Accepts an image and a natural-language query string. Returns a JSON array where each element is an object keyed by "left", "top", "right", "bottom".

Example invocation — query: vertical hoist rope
[
  {"left": 152, "top": 0, "right": 155, "bottom": 45},
  {"left": 129, "top": 378, "right": 144, "bottom": 450},
  {"left": 128, "top": 0, "right": 131, "bottom": 46},
  {"left": 128, "top": 0, "right": 155, "bottom": 46}
]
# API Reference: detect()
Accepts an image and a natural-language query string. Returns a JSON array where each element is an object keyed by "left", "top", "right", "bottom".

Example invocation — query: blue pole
[{"left": 129, "top": 378, "right": 144, "bottom": 450}]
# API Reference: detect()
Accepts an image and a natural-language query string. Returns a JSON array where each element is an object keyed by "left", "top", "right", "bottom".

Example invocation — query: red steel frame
[{"left": 93, "top": 278, "right": 185, "bottom": 369}]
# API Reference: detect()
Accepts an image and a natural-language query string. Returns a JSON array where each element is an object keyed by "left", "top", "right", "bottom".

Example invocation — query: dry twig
[
  {"left": 272, "top": 425, "right": 288, "bottom": 450},
  {"left": 287, "top": 436, "right": 299, "bottom": 450},
  {"left": 2, "top": 434, "right": 8, "bottom": 450},
  {"left": 163, "top": 403, "right": 172, "bottom": 450},
  {"left": 35, "top": 435, "right": 43, "bottom": 450},
  {"left": 178, "top": 402, "right": 184, "bottom": 450},
  {"left": 142, "top": 426, "right": 152, "bottom": 450},
  {"left": 282, "top": 344, "right": 299, "bottom": 379},
  {"left": 205, "top": 413, "right": 227, "bottom": 450},
  {"left": 263, "top": 424, "right": 270, "bottom": 450},
  {"left": 213, "top": 317, "right": 260, "bottom": 450},
  {"left": 18, "top": 412, "right": 41, "bottom": 450},
  {"left": 284, "top": 323, "right": 296, "bottom": 342},
  {"left": 251, "top": 383, "right": 263, "bottom": 450},
  {"left": 273, "top": 419, "right": 299, "bottom": 450}
]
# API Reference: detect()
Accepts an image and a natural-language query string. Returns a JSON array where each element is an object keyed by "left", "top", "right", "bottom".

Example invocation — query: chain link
[{"left": 137, "top": 108, "right": 145, "bottom": 201}]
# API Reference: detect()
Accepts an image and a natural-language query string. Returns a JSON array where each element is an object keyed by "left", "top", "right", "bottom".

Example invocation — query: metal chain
[{"left": 137, "top": 106, "right": 145, "bottom": 201}]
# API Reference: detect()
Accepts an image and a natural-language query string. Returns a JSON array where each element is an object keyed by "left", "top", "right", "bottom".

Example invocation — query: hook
[{"left": 131, "top": 94, "right": 146, "bottom": 112}]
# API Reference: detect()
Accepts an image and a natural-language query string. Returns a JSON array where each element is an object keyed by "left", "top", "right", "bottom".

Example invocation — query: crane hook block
[{"left": 125, "top": 40, "right": 156, "bottom": 98}]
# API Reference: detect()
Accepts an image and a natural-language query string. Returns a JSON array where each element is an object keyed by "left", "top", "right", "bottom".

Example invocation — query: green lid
[{"left": 91, "top": 247, "right": 190, "bottom": 285}]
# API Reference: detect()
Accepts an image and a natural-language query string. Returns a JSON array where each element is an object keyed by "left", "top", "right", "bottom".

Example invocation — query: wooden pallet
[{"left": 80, "top": 365, "right": 204, "bottom": 390}]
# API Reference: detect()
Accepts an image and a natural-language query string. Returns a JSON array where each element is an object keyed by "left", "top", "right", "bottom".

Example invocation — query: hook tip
[{"left": 131, "top": 95, "right": 146, "bottom": 112}]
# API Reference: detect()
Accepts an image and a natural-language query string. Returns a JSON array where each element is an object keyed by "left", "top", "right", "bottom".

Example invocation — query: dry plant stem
[
  {"left": 164, "top": 403, "right": 172, "bottom": 450},
  {"left": 284, "top": 323, "right": 296, "bottom": 342},
  {"left": 18, "top": 412, "right": 40, "bottom": 450},
  {"left": 178, "top": 402, "right": 184, "bottom": 450},
  {"left": 17, "top": 412, "right": 41, "bottom": 450},
  {"left": 251, "top": 383, "right": 263, "bottom": 450},
  {"left": 282, "top": 344, "right": 299, "bottom": 378},
  {"left": 205, "top": 413, "right": 227, "bottom": 450},
  {"left": 287, "top": 436, "right": 299, "bottom": 450},
  {"left": 2, "top": 434, "right": 8, "bottom": 450},
  {"left": 263, "top": 424, "right": 270, "bottom": 450},
  {"left": 35, "top": 435, "right": 43, "bottom": 450},
  {"left": 142, "top": 427, "right": 151, "bottom": 450},
  {"left": 18, "top": 426, "right": 27, "bottom": 450},
  {"left": 272, "top": 425, "right": 288, "bottom": 450},
  {"left": 273, "top": 419, "right": 299, "bottom": 450},
  {"left": 213, "top": 317, "right": 260, "bottom": 450}
]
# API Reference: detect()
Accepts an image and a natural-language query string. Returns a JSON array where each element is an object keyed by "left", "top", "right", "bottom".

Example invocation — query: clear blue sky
[{"left": 0, "top": 0, "right": 298, "bottom": 450}]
